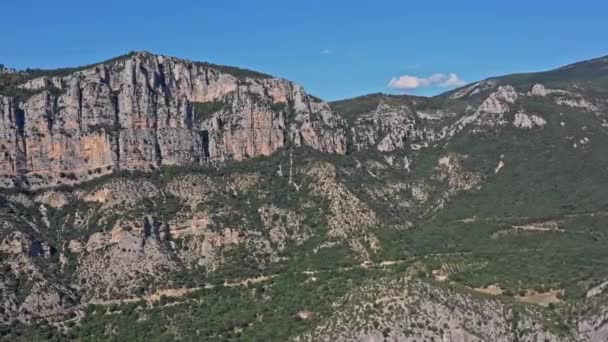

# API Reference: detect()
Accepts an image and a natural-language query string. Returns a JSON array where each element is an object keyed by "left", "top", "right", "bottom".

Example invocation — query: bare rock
[{"left": 513, "top": 112, "right": 547, "bottom": 129}]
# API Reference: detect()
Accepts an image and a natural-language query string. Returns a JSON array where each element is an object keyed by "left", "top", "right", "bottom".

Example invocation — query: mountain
[{"left": 1, "top": 52, "right": 608, "bottom": 341}]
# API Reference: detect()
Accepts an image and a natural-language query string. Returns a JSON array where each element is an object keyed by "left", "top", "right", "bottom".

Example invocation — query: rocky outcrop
[
  {"left": 527, "top": 83, "right": 599, "bottom": 112},
  {"left": 0, "top": 231, "right": 75, "bottom": 323},
  {"left": 513, "top": 112, "right": 547, "bottom": 129},
  {"left": 341, "top": 84, "right": 555, "bottom": 155},
  {"left": 258, "top": 205, "right": 309, "bottom": 251},
  {"left": 469, "top": 85, "right": 518, "bottom": 127},
  {"left": 306, "top": 162, "right": 379, "bottom": 259},
  {"left": 528, "top": 83, "right": 570, "bottom": 97},
  {"left": 448, "top": 80, "right": 494, "bottom": 99},
  {"left": 0, "top": 52, "right": 346, "bottom": 189},
  {"left": 577, "top": 307, "right": 608, "bottom": 342},
  {"left": 350, "top": 102, "right": 442, "bottom": 152}
]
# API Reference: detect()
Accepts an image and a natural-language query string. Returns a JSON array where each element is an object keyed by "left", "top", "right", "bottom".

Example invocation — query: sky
[{"left": 1, "top": 0, "right": 607, "bottom": 101}]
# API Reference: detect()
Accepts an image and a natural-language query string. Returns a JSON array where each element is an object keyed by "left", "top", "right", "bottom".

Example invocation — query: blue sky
[{"left": 1, "top": 0, "right": 606, "bottom": 101}]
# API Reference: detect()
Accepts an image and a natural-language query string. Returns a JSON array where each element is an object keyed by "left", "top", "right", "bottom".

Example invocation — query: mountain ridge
[
  {"left": 440, "top": 53, "right": 608, "bottom": 99},
  {"left": 1, "top": 50, "right": 276, "bottom": 82}
]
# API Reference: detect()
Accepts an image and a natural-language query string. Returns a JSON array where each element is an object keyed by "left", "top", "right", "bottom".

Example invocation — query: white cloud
[
  {"left": 320, "top": 49, "right": 332, "bottom": 55},
  {"left": 388, "top": 75, "right": 431, "bottom": 89},
  {"left": 388, "top": 73, "right": 466, "bottom": 90},
  {"left": 438, "top": 73, "right": 467, "bottom": 87}
]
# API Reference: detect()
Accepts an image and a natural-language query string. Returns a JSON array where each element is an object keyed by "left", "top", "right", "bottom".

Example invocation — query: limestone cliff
[{"left": 0, "top": 51, "right": 346, "bottom": 189}]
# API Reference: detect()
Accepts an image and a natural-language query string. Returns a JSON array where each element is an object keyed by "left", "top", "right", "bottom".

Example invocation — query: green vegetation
[
  {"left": 330, "top": 93, "right": 414, "bottom": 123},
  {"left": 442, "top": 53, "right": 608, "bottom": 97},
  {"left": 191, "top": 100, "right": 226, "bottom": 124},
  {"left": 375, "top": 216, "right": 608, "bottom": 299},
  {"left": 370, "top": 101, "right": 608, "bottom": 299},
  {"left": 194, "top": 61, "right": 273, "bottom": 80},
  {"left": 0, "top": 52, "right": 140, "bottom": 100},
  {"left": 487, "top": 55, "right": 608, "bottom": 95},
  {"left": 0, "top": 72, "right": 37, "bottom": 99},
  {"left": 1, "top": 267, "right": 384, "bottom": 342}
]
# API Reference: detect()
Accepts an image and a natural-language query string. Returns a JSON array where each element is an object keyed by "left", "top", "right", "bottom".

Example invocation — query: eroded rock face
[
  {"left": 258, "top": 205, "right": 309, "bottom": 251},
  {"left": 469, "top": 85, "right": 518, "bottom": 127},
  {"left": 350, "top": 102, "right": 442, "bottom": 153},
  {"left": 0, "top": 230, "right": 76, "bottom": 323},
  {"left": 306, "top": 162, "right": 379, "bottom": 259},
  {"left": 528, "top": 83, "right": 569, "bottom": 97},
  {"left": 341, "top": 84, "right": 561, "bottom": 155},
  {"left": 513, "top": 112, "right": 547, "bottom": 129},
  {"left": 578, "top": 307, "right": 608, "bottom": 342},
  {"left": 527, "top": 83, "right": 599, "bottom": 112},
  {"left": 0, "top": 52, "right": 346, "bottom": 189},
  {"left": 448, "top": 80, "right": 494, "bottom": 99}
]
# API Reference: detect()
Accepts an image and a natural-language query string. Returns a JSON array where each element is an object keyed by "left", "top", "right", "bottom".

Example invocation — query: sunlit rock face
[{"left": 0, "top": 52, "right": 346, "bottom": 189}]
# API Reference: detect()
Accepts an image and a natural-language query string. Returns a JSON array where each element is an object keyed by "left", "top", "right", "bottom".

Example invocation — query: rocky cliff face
[{"left": 0, "top": 52, "right": 346, "bottom": 189}]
